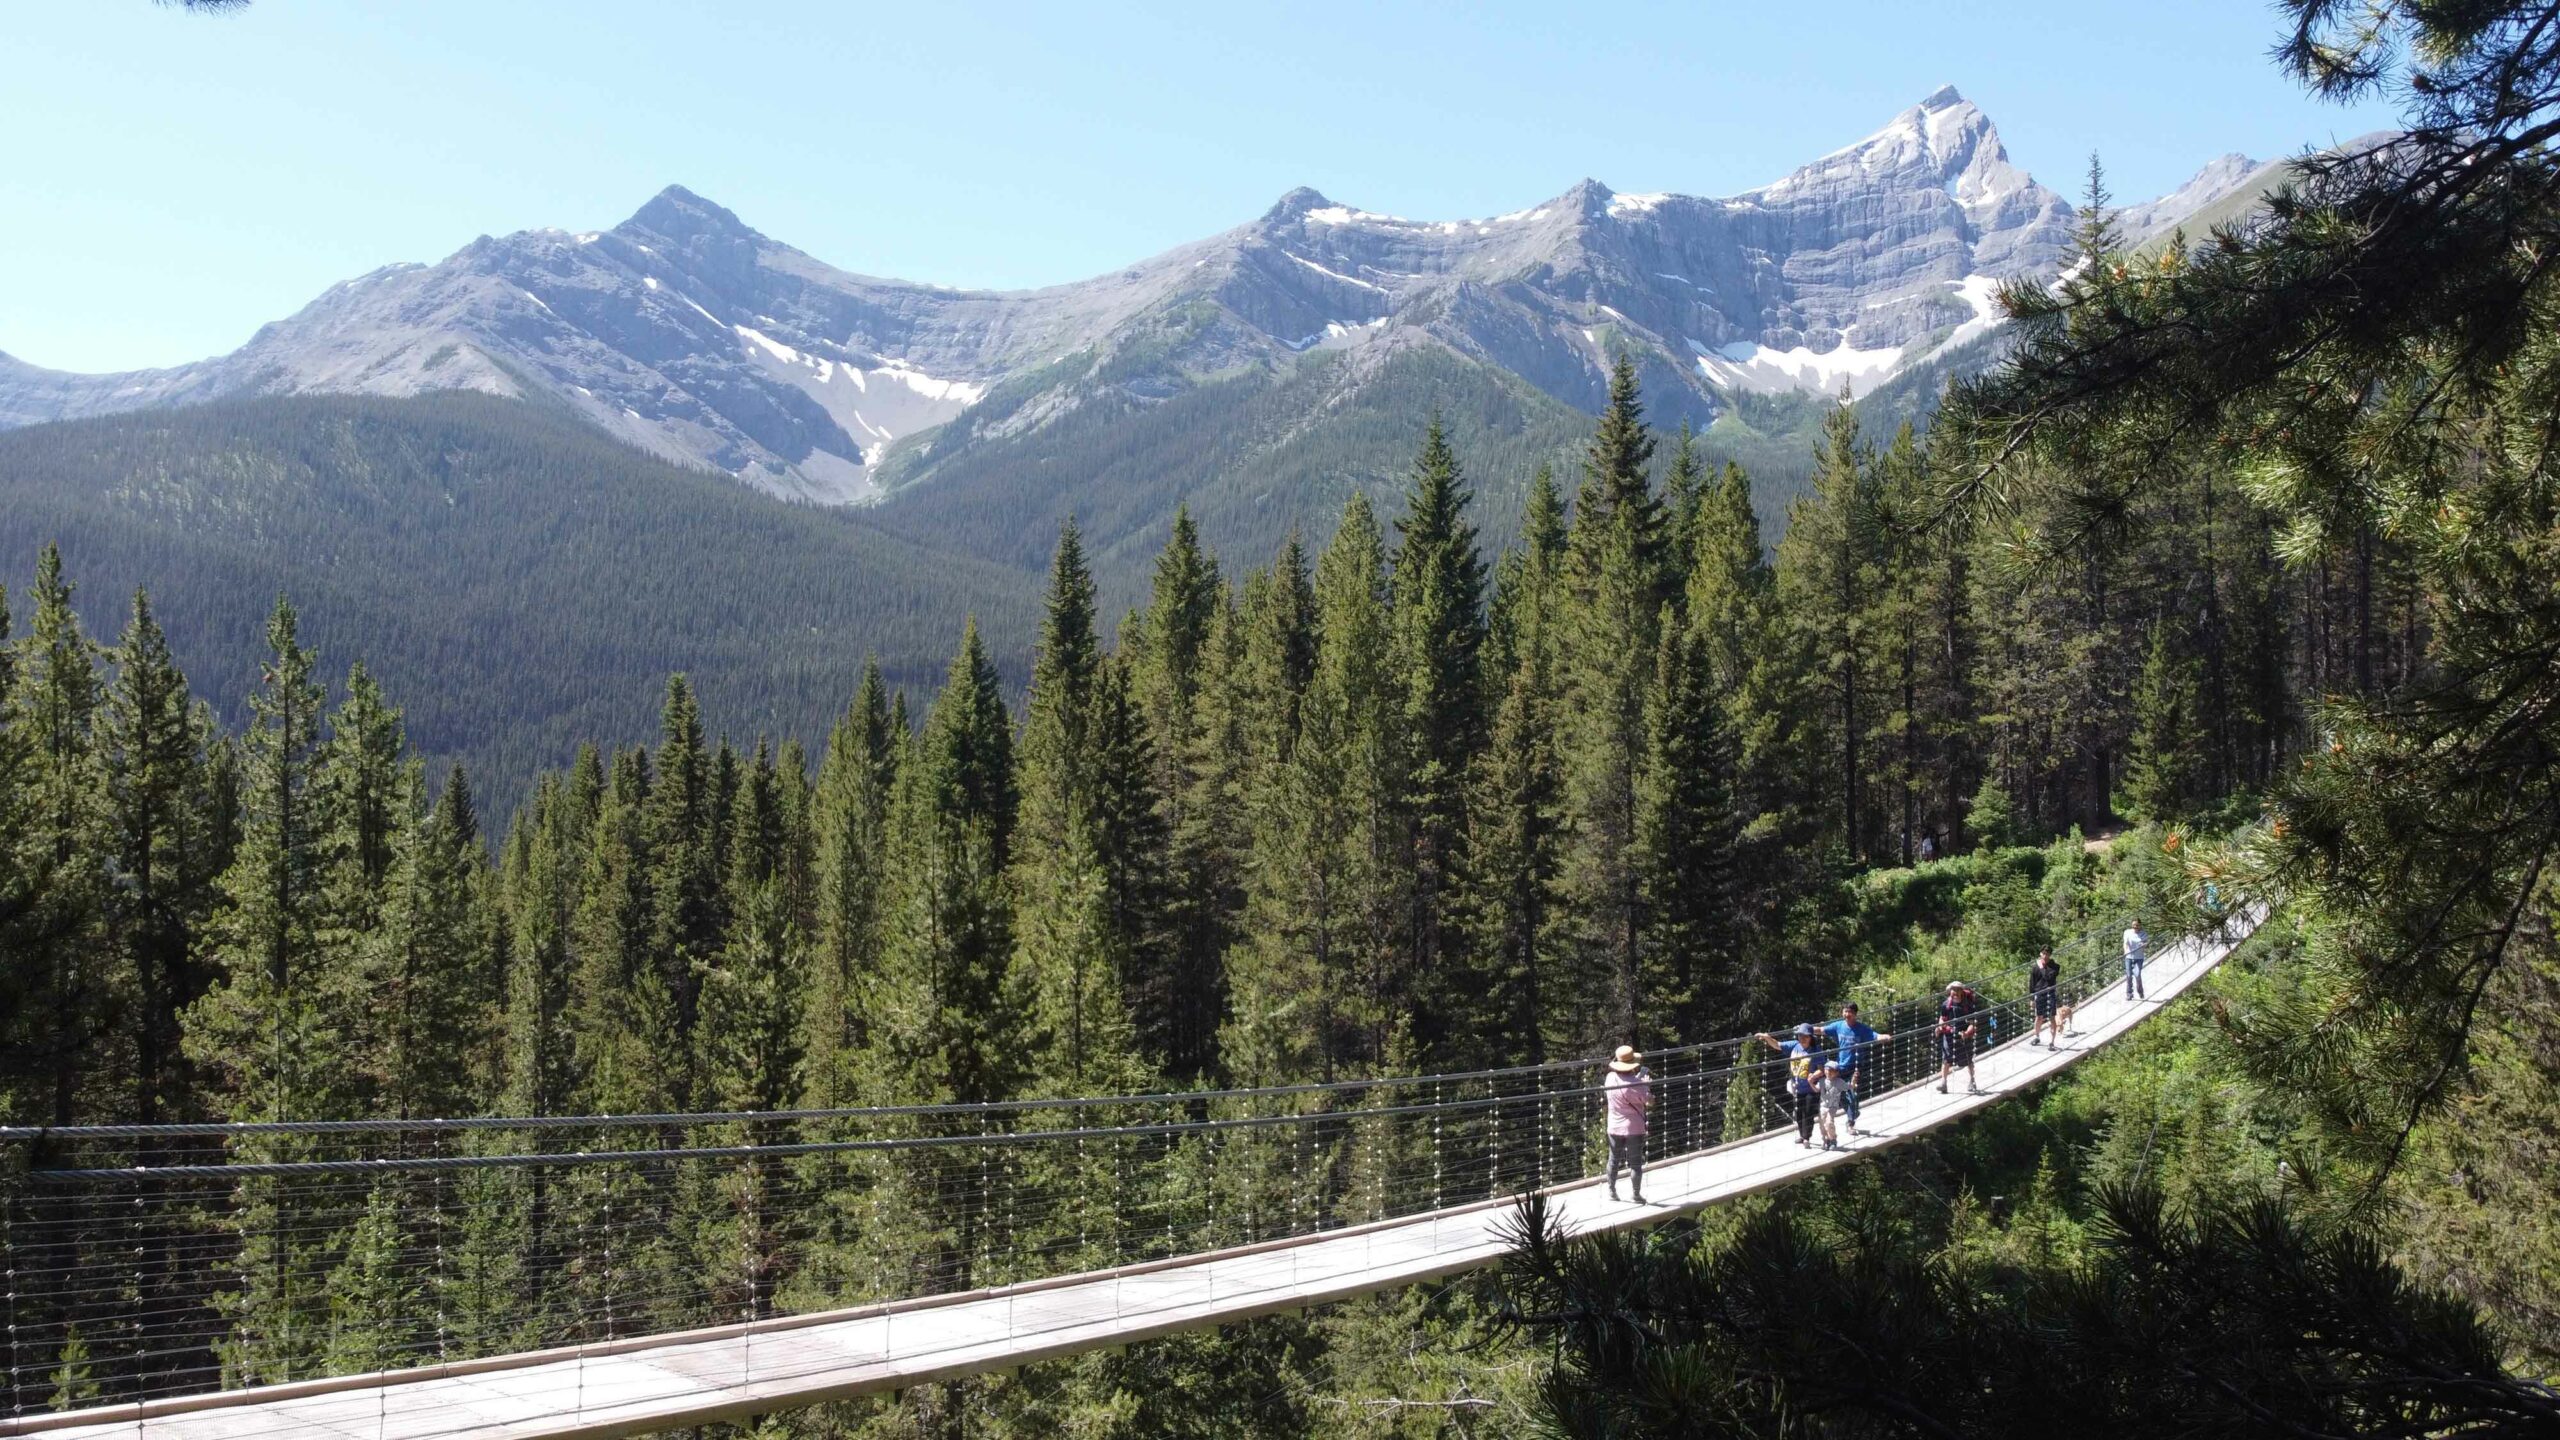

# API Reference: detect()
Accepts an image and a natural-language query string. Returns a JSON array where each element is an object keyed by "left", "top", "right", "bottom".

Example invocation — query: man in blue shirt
[{"left": 1822, "top": 1002, "right": 1893, "bottom": 1136}]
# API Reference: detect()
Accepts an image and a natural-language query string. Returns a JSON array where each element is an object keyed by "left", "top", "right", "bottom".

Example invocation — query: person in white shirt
[{"left": 2122, "top": 920, "right": 2149, "bottom": 1000}]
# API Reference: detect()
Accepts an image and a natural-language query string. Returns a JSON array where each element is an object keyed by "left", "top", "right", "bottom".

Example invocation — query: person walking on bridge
[
  {"left": 1752, "top": 1024, "right": 1824, "bottom": 1147},
  {"left": 1822, "top": 1002, "right": 1893, "bottom": 1137},
  {"left": 2122, "top": 919, "right": 2149, "bottom": 1001},
  {"left": 1935, "top": 981, "right": 1987, "bottom": 1095},
  {"left": 1603, "top": 1045, "right": 1652, "bottom": 1203},
  {"left": 2028, "top": 947, "right": 2063, "bottom": 1047}
]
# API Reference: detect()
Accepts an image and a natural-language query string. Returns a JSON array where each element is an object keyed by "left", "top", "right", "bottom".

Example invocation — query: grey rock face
[{"left": 0, "top": 89, "right": 2259, "bottom": 504}]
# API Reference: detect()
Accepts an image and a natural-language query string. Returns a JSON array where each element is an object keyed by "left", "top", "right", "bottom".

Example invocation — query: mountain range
[
  {"left": 0, "top": 87, "right": 2279, "bottom": 517},
  {"left": 0, "top": 89, "right": 2299, "bottom": 810}
]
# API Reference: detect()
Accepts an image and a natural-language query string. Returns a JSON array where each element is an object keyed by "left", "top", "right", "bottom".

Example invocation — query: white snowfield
[{"left": 8, "top": 911, "right": 2262, "bottom": 1440}]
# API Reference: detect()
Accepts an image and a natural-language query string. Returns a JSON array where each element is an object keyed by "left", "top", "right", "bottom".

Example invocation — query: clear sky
[{"left": 6, "top": 1, "right": 2403, "bottom": 373}]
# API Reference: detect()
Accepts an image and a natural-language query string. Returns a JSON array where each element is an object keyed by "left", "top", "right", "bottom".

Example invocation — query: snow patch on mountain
[{"left": 1693, "top": 335, "right": 1907, "bottom": 396}]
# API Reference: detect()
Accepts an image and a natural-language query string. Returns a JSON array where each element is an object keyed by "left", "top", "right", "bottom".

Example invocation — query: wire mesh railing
[{"left": 0, "top": 927, "right": 2152, "bottom": 1417}]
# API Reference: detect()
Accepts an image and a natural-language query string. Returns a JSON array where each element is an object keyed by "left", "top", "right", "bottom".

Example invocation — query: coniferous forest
[{"left": 11, "top": 4, "right": 2560, "bottom": 1432}]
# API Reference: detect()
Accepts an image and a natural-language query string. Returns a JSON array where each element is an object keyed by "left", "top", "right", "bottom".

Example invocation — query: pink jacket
[{"left": 1605, "top": 1070, "right": 1651, "bottom": 1137}]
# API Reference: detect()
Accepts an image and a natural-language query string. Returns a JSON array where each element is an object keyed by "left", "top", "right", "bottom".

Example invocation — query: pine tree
[
  {"left": 871, "top": 618, "right": 1018, "bottom": 1107},
  {"left": 2123, "top": 619, "right": 2206, "bottom": 823},
  {"left": 1636, "top": 612, "right": 1744, "bottom": 1041},
  {"left": 367, "top": 766, "right": 492, "bottom": 1120},
  {"left": 186, "top": 596, "right": 345, "bottom": 1123},
  {"left": 97, "top": 589, "right": 216, "bottom": 1127},
  {"left": 1558, "top": 358, "right": 1665, "bottom": 1047},
  {"left": 803, "top": 660, "right": 900, "bottom": 1107},
  {"left": 696, "top": 742, "right": 804, "bottom": 1113},
  {"left": 1464, "top": 466, "right": 1570, "bottom": 1066},
  {"left": 3, "top": 545, "right": 113, "bottom": 1125},
  {"left": 1013, "top": 522, "right": 1159, "bottom": 1092},
  {"left": 320, "top": 1184, "right": 422, "bottom": 1377},
  {"left": 184, "top": 597, "right": 343, "bottom": 1385},
  {"left": 647, "top": 676, "right": 719, "bottom": 1097},
  {"left": 1389, "top": 419, "right": 1489, "bottom": 1058},
  {"left": 1774, "top": 398, "right": 1885, "bottom": 858},
  {"left": 501, "top": 771, "right": 579, "bottom": 1117}
]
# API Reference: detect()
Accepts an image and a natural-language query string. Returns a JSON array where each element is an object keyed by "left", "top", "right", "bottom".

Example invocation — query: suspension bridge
[{"left": 1, "top": 909, "right": 2260, "bottom": 1440}]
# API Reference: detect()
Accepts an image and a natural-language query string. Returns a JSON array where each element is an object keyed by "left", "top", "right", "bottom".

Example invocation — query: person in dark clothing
[
  {"left": 1752, "top": 1023, "right": 1824, "bottom": 1146},
  {"left": 1935, "top": 980, "right": 1987, "bottom": 1094},
  {"left": 2028, "top": 948, "right": 2063, "bottom": 1047}
]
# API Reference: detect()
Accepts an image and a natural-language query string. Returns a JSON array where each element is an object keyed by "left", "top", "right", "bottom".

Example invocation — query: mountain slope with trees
[{"left": 0, "top": 392, "right": 1039, "bottom": 815}]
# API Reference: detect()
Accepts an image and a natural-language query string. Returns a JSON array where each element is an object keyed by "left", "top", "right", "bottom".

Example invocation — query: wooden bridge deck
[{"left": 8, "top": 916, "right": 2255, "bottom": 1440}]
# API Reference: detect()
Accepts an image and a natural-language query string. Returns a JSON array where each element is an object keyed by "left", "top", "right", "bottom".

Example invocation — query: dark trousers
[
  {"left": 1792, "top": 1089, "right": 1819, "bottom": 1142},
  {"left": 1607, "top": 1134, "right": 1644, "bottom": 1195}
]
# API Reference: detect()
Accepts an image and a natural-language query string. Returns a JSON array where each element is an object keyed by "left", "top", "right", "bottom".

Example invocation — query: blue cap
[{"left": 1794, "top": 1023, "right": 1816, "bottom": 1036}]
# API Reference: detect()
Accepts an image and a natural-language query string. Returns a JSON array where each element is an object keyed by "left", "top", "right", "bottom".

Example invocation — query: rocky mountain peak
[
  {"left": 1261, "top": 186, "right": 1338, "bottom": 223},
  {"left": 619, "top": 185, "right": 759, "bottom": 247}
]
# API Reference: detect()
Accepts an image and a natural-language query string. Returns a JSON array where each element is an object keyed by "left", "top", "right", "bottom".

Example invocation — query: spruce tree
[
  {"left": 98, "top": 589, "right": 216, "bottom": 1126},
  {"left": 1389, "top": 419, "right": 1488, "bottom": 1058},
  {"left": 1774, "top": 399, "right": 1885, "bottom": 858},
  {"left": 803, "top": 660, "right": 900, "bottom": 1106},
  {"left": 2123, "top": 619, "right": 2206, "bottom": 823},
  {"left": 646, "top": 675, "right": 719, "bottom": 1093},
  {"left": 1558, "top": 359, "right": 1665, "bottom": 1047},
  {"left": 1125, "top": 507, "right": 1231, "bottom": 1076},
  {"left": 367, "top": 765, "right": 493, "bottom": 1120},
  {"left": 4, "top": 545, "right": 112, "bottom": 1125},
  {"left": 501, "top": 771, "right": 579, "bottom": 1117},
  {"left": 186, "top": 595, "right": 345, "bottom": 1123},
  {"left": 184, "top": 597, "right": 342, "bottom": 1384},
  {"left": 871, "top": 618, "right": 1018, "bottom": 1106},
  {"left": 1636, "top": 611, "right": 1744, "bottom": 1040}
]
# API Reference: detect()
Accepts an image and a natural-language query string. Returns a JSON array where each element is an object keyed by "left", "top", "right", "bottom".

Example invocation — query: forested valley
[{"left": 15, "top": 2, "right": 2560, "bottom": 1425}]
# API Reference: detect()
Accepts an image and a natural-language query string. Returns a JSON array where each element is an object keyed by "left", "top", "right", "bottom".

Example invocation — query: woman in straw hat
[{"left": 1603, "top": 1044, "right": 1653, "bottom": 1203}]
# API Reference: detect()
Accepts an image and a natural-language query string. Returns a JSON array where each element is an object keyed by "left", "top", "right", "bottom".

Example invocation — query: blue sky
[{"left": 6, "top": 1, "right": 2402, "bottom": 373}]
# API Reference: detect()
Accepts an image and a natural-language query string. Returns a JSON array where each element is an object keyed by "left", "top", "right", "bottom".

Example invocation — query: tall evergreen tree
[
  {"left": 4, "top": 545, "right": 112, "bottom": 1125},
  {"left": 1774, "top": 399, "right": 1885, "bottom": 858},
  {"left": 1124, "top": 507, "right": 1231, "bottom": 1076},
  {"left": 871, "top": 618, "right": 1018, "bottom": 1106},
  {"left": 2123, "top": 619, "right": 2206, "bottom": 823},
  {"left": 1389, "top": 419, "right": 1489, "bottom": 1058},
  {"left": 1636, "top": 612, "right": 1744, "bottom": 1040},
  {"left": 1464, "top": 466, "right": 1571, "bottom": 1065},
  {"left": 647, "top": 675, "right": 719, "bottom": 1095},
  {"left": 1558, "top": 359, "right": 1665, "bottom": 1046},
  {"left": 98, "top": 590, "right": 216, "bottom": 1126},
  {"left": 1012, "top": 523, "right": 1162, "bottom": 1094},
  {"left": 186, "top": 596, "right": 345, "bottom": 1123},
  {"left": 803, "top": 660, "right": 900, "bottom": 1106}
]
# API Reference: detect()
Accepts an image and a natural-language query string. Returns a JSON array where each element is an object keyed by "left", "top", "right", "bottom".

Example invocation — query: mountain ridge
[{"left": 0, "top": 89, "right": 2270, "bottom": 512}]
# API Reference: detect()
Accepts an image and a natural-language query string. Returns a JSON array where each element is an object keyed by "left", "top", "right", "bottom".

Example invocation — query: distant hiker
[
  {"left": 2123, "top": 919, "right": 2150, "bottom": 1000},
  {"left": 1822, "top": 1002, "right": 1893, "bottom": 1136},
  {"left": 1935, "top": 981, "right": 1987, "bottom": 1094},
  {"left": 1815, "top": 1059, "right": 1856, "bottom": 1150},
  {"left": 1752, "top": 1024, "right": 1824, "bottom": 1147},
  {"left": 1917, "top": 832, "right": 1937, "bottom": 862},
  {"left": 2028, "top": 947, "right": 2063, "bottom": 1047},
  {"left": 1603, "top": 1045, "right": 1652, "bottom": 1203}
]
